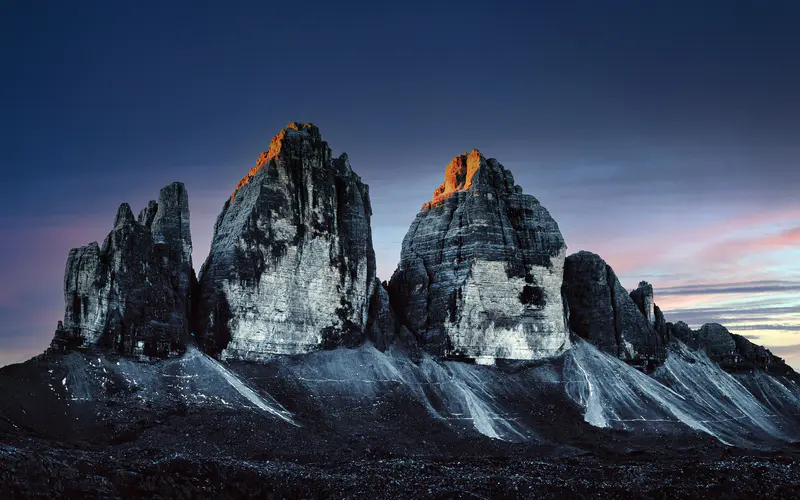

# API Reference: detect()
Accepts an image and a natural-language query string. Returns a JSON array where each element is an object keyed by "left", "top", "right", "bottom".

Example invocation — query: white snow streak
[{"left": 197, "top": 350, "right": 298, "bottom": 426}]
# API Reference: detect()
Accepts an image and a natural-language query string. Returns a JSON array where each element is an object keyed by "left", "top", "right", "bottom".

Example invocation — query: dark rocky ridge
[
  {"left": 197, "top": 122, "right": 379, "bottom": 360},
  {"left": 667, "top": 321, "right": 795, "bottom": 375},
  {"left": 51, "top": 182, "right": 194, "bottom": 358},
  {"left": 389, "top": 149, "right": 570, "bottom": 363},
  {"left": 561, "top": 252, "right": 794, "bottom": 376},
  {"left": 562, "top": 251, "right": 661, "bottom": 359}
]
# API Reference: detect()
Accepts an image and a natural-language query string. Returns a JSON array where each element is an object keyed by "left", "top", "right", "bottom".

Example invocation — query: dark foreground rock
[
  {"left": 1, "top": 336, "right": 798, "bottom": 499},
  {"left": 2, "top": 440, "right": 798, "bottom": 499}
]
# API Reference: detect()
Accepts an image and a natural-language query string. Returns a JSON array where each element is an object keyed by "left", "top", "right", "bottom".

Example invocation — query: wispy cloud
[
  {"left": 659, "top": 280, "right": 800, "bottom": 296},
  {"left": 697, "top": 226, "right": 800, "bottom": 265},
  {"left": 721, "top": 324, "right": 800, "bottom": 332}
]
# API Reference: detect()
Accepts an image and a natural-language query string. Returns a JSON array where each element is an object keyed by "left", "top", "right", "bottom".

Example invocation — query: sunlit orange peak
[
  {"left": 423, "top": 148, "right": 487, "bottom": 209},
  {"left": 230, "top": 122, "right": 320, "bottom": 201}
]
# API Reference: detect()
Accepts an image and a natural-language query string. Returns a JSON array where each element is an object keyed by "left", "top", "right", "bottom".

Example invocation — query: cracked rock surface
[
  {"left": 389, "top": 149, "right": 569, "bottom": 363},
  {"left": 51, "top": 183, "right": 194, "bottom": 357},
  {"left": 197, "top": 123, "right": 377, "bottom": 360}
]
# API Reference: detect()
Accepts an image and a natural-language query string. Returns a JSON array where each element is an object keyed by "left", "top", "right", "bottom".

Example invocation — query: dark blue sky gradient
[{"left": 2, "top": 1, "right": 800, "bottom": 366}]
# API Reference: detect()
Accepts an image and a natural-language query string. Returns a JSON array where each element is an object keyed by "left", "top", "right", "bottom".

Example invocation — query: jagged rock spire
[
  {"left": 423, "top": 149, "right": 521, "bottom": 210},
  {"left": 51, "top": 183, "right": 195, "bottom": 358},
  {"left": 197, "top": 122, "right": 378, "bottom": 360},
  {"left": 630, "top": 281, "right": 655, "bottom": 325}
]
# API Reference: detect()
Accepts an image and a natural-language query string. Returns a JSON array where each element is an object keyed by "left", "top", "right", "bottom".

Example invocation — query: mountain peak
[
  {"left": 230, "top": 122, "right": 323, "bottom": 201},
  {"left": 114, "top": 203, "right": 136, "bottom": 228},
  {"left": 422, "top": 149, "right": 521, "bottom": 210}
]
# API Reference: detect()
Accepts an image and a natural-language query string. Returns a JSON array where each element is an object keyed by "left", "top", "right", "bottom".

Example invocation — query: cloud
[
  {"left": 697, "top": 225, "right": 800, "bottom": 265},
  {"left": 661, "top": 304, "right": 800, "bottom": 317},
  {"left": 659, "top": 280, "right": 800, "bottom": 296},
  {"left": 767, "top": 344, "right": 800, "bottom": 358},
  {"left": 580, "top": 206, "right": 800, "bottom": 283},
  {"left": 722, "top": 324, "right": 800, "bottom": 332}
]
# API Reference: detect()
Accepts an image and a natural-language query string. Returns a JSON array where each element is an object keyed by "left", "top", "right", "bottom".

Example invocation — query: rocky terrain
[{"left": 1, "top": 123, "right": 798, "bottom": 498}]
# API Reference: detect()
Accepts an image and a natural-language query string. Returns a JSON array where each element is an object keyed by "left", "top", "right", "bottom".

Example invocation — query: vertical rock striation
[
  {"left": 653, "top": 304, "right": 669, "bottom": 343},
  {"left": 389, "top": 149, "right": 570, "bottom": 364},
  {"left": 630, "top": 281, "right": 671, "bottom": 344},
  {"left": 151, "top": 182, "right": 194, "bottom": 317},
  {"left": 562, "top": 251, "right": 661, "bottom": 358},
  {"left": 629, "top": 281, "right": 655, "bottom": 325},
  {"left": 51, "top": 183, "right": 194, "bottom": 357},
  {"left": 197, "top": 122, "right": 377, "bottom": 360}
]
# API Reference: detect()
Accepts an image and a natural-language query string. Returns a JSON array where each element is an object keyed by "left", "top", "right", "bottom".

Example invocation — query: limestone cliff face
[
  {"left": 197, "top": 123, "right": 377, "bottom": 360},
  {"left": 562, "top": 251, "right": 661, "bottom": 358},
  {"left": 150, "top": 182, "right": 194, "bottom": 317},
  {"left": 388, "top": 149, "right": 569, "bottom": 364},
  {"left": 629, "top": 281, "right": 655, "bottom": 325},
  {"left": 365, "top": 280, "right": 398, "bottom": 352},
  {"left": 630, "top": 281, "right": 673, "bottom": 344},
  {"left": 51, "top": 183, "right": 194, "bottom": 357}
]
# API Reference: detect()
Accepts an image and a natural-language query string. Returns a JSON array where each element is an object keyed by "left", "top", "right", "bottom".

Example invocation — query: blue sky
[{"left": 1, "top": 1, "right": 799, "bottom": 367}]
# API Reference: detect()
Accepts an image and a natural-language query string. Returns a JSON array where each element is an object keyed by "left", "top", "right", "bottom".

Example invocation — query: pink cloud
[
  {"left": 594, "top": 206, "right": 800, "bottom": 289},
  {"left": 697, "top": 225, "right": 800, "bottom": 263}
]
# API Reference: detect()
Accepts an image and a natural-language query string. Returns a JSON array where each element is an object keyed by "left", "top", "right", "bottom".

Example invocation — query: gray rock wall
[
  {"left": 51, "top": 183, "right": 194, "bottom": 357},
  {"left": 653, "top": 304, "right": 669, "bottom": 343},
  {"left": 562, "top": 251, "right": 661, "bottom": 358},
  {"left": 197, "top": 123, "right": 377, "bottom": 360},
  {"left": 630, "top": 281, "right": 655, "bottom": 325},
  {"left": 389, "top": 149, "right": 570, "bottom": 364}
]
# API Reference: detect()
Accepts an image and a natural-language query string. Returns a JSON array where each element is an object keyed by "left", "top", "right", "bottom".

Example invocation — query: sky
[{"left": 1, "top": 1, "right": 799, "bottom": 368}]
